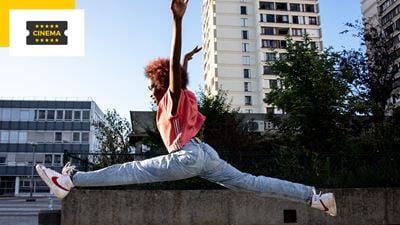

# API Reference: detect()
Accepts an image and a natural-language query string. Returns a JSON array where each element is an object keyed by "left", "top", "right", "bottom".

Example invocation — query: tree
[
  {"left": 197, "top": 89, "right": 260, "bottom": 152},
  {"left": 93, "top": 109, "right": 132, "bottom": 168},
  {"left": 339, "top": 20, "right": 400, "bottom": 125},
  {"left": 264, "top": 35, "right": 349, "bottom": 152}
]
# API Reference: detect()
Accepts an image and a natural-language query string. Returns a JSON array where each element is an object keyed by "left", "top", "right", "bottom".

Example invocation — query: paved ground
[{"left": 0, "top": 196, "right": 61, "bottom": 225}]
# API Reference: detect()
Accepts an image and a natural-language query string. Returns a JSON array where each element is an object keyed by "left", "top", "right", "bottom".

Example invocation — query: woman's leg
[
  {"left": 73, "top": 142, "right": 204, "bottom": 187},
  {"left": 199, "top": 143, "right": 314, "bottom": 204}
]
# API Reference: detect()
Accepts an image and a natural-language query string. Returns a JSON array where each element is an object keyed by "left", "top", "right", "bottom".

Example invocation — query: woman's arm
[{"left": 169, "top": 0, "right": 188, "bottom": 115}]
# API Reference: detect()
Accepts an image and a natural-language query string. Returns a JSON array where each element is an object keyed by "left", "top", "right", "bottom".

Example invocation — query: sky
[{"left": 0, "top": 0, "right": 363, "bottom": 119}]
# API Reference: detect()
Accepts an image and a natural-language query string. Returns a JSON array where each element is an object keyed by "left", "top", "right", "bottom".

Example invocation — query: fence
[{"left": 63, "top": 149, "right": 400, "bottom": 188}]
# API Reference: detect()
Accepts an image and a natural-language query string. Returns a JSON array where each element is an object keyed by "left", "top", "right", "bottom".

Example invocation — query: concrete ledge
[
  {"left": 62, "top": 188, "right": 400, "bottom": 225},
  {"left": 38, "top": 210, "right": 61, "bottom": 225}
]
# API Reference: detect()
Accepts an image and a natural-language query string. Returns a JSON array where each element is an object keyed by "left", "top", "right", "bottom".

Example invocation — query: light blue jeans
[{"left": 73, "top": 139, "right": 314, "bottom": 204}]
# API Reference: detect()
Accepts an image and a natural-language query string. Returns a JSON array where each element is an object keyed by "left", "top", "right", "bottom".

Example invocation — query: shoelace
[{"left": 62, "top": 162, "right": 76, "bottom": 175}]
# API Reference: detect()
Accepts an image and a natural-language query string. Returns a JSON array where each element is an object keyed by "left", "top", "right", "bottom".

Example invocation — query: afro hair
[{"left": 144, "top": 58, "right": 188, "bottom": 90}]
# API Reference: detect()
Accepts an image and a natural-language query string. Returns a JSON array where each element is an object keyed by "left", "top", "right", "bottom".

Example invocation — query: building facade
[
  {"left": 0, "top": 99, "right": 103, "bottom": 196},
  {"left": 361, "top": 0, "right": 379, "bottom": 24},
  {"left": 360, "top": 0, "right": 400, "bottom": 108},
  {"left": 202, "top": 0, "right": 323, "bottom": 113}
]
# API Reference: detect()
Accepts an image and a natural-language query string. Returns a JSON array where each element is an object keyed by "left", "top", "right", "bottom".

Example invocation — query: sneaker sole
[
  {"left": 329, "top": 193, "right": 337, "bottom": 216},
  {"left": 35, "top": 165, "right": 68, "bottom": 199}
]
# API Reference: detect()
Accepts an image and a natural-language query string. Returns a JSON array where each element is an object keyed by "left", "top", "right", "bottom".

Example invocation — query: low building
[{"left": 0, "top": 99, "right": 104, "bottom": 196}]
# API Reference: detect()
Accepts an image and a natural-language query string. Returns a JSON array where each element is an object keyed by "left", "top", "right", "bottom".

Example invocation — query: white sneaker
[
  {"left": 311, "top": 192, "right": 337, "bottom": 216},
  {"left": 36, "top": 163, "right": 75, "bottom": 199}
]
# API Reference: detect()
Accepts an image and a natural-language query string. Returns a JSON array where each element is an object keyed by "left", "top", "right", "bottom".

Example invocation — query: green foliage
[
  {"left": 197, "top": 89, "right": 262, "bottom": 152},
  {"left": 339, "top": 20, "right": 400, "bottom": 125},
  {"left": 93, "top": 109, "right": 132, "bottom": 168},
  {"left": 265, "top": 35, "right": 349, "bottom": 152}
]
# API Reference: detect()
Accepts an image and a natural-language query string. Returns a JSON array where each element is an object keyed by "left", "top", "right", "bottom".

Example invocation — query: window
[
  {"left": 262, "top": 40, "right": 278, "bottom": 48},
  {"left": 242, "top": 56, "right": 250, "bottom": 65},
  {"left": 11, "top": 109, "right": 19, "bottom": 121},
  {"left": 73, "top": 132, "right": 80, "bottom": 142},
  {"left": 290, "top": 3, "right": 301, "bottom": 11},
  {"left": 244, "top": 69, "right": 251, "bottom": 78},
  {"left": 267, "top": 14, "right": 275, "bottom": 22},
  {"left": 0, "top": 131, "right": 9, "bottom": 143},
  {"left": 263, "top": 66, "right": 275, "bottom": 74},
  {"left": 261, "top": 14, "right": 275, "bottom": 23},
  {"left": 292, "top": 16, "right": 300, "bottom": 24},
  {"left": 292, "top": 28, "right": 303, "bottom": 36},
  {"left": 241, "top": 18, "right": 248, "bottom": 27},
  {"left": 396, "top": 18, "right": 400, "bottom": 30},
  {"left": 38, "top": 110, "right": 46, "bottom": 120},
  {"left": 259, "top": 2, "right": 274, "bottom": 10},
  {"left": 18, "top": 132, "right": 27, "bottom": 143},
  {"left": 260, "top": 14, "right": 266, "bottom": 22},
  {"left": 1, "top": 109, "right": 11, "bottom": 121},
  {"left": 266, "top": 107, "right": 274, "bottom": 113},
  {"left": 82, "top": 110, "right": 90, "bottom": 120},
  {"left": 305, "top": 4, "right": 315, "bottom": 12},
  {"left": 242, "top": 30, "right": 248, "bottom": 39},
  {"left": 269, "top": 80, "right": 278, "bottom": 88},
  {"left": 9, "top": 131, "right": 18, "bottom": 143},
  {"left": 82, "top": 132, "right": 89, "bottom": 142},
  {"left": 261, "top": 27, "right": 274, "bottom": 35},
  {"left": 54, "top": 155, "right": 62, "bottom": 166},
  {"left": 275, "top": 2, "right": 287, "bottom": 11},
  {"left": 19, "top": 110, "right": 33, "bottom": 121},
  {"left": 56, "top": 110, "right": 64, "bottom": 120},
  {"left": 240, "top": 6, "right": 247, "bottom": 15},
  {"left": 279, "top": 53, "right": 288, "bottom": 60},
  {"left": 277, "top": 28, "right": 289, "bottom": 35},
  {"left": 74, "top": 111, "right": 81, "bottom": 121},
  {"left": 265, "top": 53, "right": 276, "bottom": 61},
  {"left": 55, "top": 132, "right": 62, "bottom": 142},
  {"left": 245, "top": 96, "right": 252, "bottom": 105},
  {"left": 309, "top": 17, "right": 317, "bottom": 25},
  {"left": 280, "top": 40, "right": 287, "bottom": 48},
  {"left": 276, "top": 15, "right": 289, "bottom": 23},
  {"left": 310, "top": 42, "right": 317, "bottom": 49},
  {"left": 47, "top": 110, "right": 55, "bottom": 120},
  {"left": 242, "top": 43, "right": 249, "bottom": 52},
  {"left": 45, "top": 154, "right": 53, "bottom": 165},
  {"left": 65, "top": 110, "right": 72, "bottom": 120},
  {"left": 244, "top": 82, "right": 251, "bottom": 92},
  {"left": 0, "top": 156, "right": 6, "bottom": 164}
]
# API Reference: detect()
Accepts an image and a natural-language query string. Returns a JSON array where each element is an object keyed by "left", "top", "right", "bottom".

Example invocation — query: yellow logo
[{"left": 27, "top": 21, "right": 67, "bottom": 45}]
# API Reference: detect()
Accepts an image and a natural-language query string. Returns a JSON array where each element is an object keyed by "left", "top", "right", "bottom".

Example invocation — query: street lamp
[{"left": 26, "top": 142, "right": 38, "bottom": 202}]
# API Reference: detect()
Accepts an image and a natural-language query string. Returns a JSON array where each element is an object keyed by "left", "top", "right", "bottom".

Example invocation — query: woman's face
[{"left": 148, "top": 79, "right": 166, "bottom": 105}]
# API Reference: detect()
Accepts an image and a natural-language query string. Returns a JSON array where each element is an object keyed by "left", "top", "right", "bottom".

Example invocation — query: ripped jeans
[{"left": 73, "top": 139, "right": 314, "bottom": 204}]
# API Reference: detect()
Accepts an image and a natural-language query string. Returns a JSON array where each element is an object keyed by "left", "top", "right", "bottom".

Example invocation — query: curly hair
[{"left": 144, "top": 58, "right": 188, "bottom": 90}]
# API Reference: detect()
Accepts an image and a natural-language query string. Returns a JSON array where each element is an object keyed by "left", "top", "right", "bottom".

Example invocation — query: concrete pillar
[{"left": 14, "top": 176, "right": 20, "bottom": 196}]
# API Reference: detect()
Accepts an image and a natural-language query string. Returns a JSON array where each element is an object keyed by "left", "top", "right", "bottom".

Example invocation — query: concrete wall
[{"left": 62, "top": 188, "right": 400, "bottom": 225}]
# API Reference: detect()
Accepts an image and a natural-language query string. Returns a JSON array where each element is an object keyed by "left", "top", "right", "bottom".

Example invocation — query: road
[{"left": 0, "top": 196, "right": 61, "bottom": 225}]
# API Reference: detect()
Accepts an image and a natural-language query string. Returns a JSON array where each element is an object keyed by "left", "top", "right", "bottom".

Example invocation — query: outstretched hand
[
  {"left": 171, "top": 0, "right": 189, "bottom": 19},
  {"left": 183, "top": 45, "right": 202, "bottom": 71},
  {"left": 184, "top": 46, "right": 202, "bottom": 61}
]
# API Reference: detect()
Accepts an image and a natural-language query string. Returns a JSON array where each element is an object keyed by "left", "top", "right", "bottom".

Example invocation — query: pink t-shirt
[{"left": 156, "top": 89, "right": 206, "bottom": 152}]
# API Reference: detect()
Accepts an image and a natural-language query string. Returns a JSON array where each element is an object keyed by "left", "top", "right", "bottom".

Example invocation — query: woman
[{"left": 36, "top": 0, "right": 336, "bottom": 216}]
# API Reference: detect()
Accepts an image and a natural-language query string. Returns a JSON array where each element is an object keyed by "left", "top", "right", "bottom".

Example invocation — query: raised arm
[
  {"left": 170, "top": 0, "right": 188, "bottom": 115},
  {"left": 183, "top": 45, "right": 202, "bottom": 71}
]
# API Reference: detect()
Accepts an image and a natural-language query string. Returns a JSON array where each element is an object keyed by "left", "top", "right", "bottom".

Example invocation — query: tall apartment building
[
  {"left": 0, "top": 99, "right": 103, "bottom": 196},
  {"left": 360, "top": 0, "right": 400, "bottom": 107},
  {"left": 361, "top": 0, "right": 378, "bottom": 24},
  {"left": 202, "top": 0, "right": 323, "bottom": 113}
]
